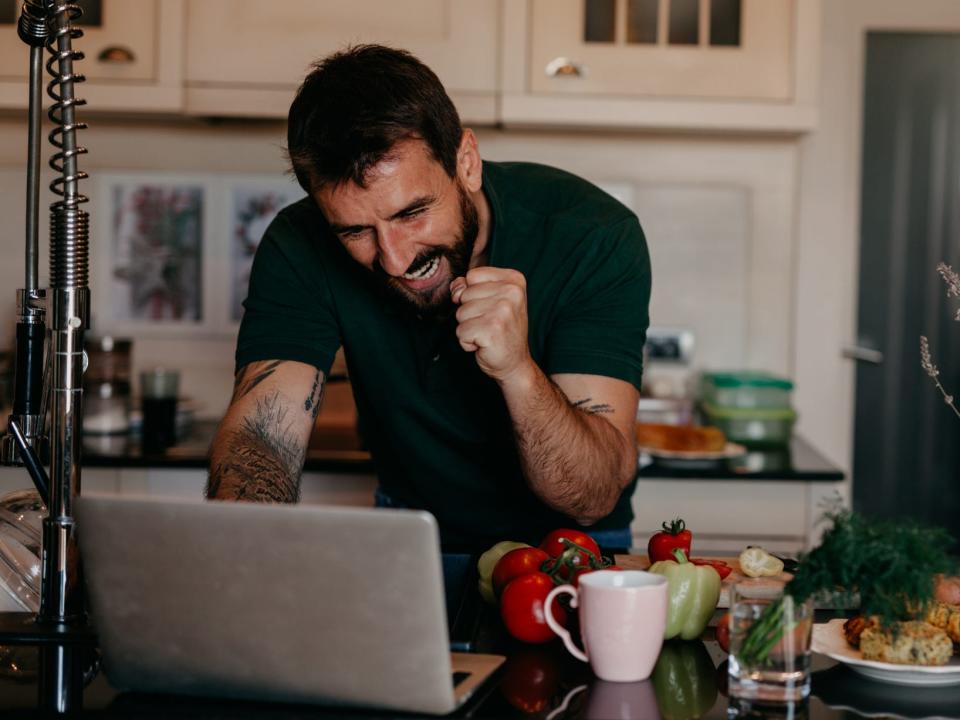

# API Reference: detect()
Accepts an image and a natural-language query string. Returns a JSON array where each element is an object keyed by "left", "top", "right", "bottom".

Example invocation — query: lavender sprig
[{"left": 920, "top": 263, "right": 960, "bottom": 418}]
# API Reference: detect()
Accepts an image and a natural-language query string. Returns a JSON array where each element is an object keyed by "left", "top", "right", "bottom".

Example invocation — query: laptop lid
[{"left": 75, "top": 496, "right": 501, "bottom": 715}]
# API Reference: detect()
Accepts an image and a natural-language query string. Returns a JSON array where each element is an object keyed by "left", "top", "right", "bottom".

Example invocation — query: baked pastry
[
  {"left": 635, "top": 423, "right": 726, "bottom": 453},
  {"left": 842, "top": 615, "right": 876, "bottom": 649},
  {"left": 925, "top": 601, "right": 960, "bottom": 643},
  {"left": 859, "top": 621, "right": 953, "bottom": 666}
]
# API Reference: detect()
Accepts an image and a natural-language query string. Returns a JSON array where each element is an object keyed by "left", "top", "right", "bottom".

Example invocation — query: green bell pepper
[
  {"left": 649, "top": 548, "right": 722, "bottom": 640},
  {"left": 651, "top": 640, "right": 718, "bottom": 720}
]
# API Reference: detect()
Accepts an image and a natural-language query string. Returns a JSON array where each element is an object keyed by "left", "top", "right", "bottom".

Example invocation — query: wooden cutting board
[{"left": 613, "top": 554, "right": 793, "bottom": 608}]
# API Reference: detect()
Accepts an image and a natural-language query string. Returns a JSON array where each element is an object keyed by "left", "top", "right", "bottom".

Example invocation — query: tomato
[
  {"left": 715, "top": 612, "right": 731, "bottom": 653},
  {"left": 499, "top": 645, "right": 561, "bottom": 713},
  {"left": 690, "top": 558, "right": 733, "bottom": 580},
  {"left": 500, "top": 572, "right": 567, "bottom": 644},
  {"left": 492, "top": 547, "right": 551, "bottom": 596},
  {"left": 539, "top": 529, "right": 602, "bottom": 568},
  {"left": 647, "top": 518, "right": 692, "bottom": 563}
]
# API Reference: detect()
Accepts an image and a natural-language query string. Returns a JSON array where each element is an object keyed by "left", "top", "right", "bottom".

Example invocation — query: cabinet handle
[
  {"left": 545, "top": 57, "right": 585, "bottom": 78},
  {"left": 841, "top": 345, "right": 884, "bottom": 365},
  {"left": 97, "top": 46, "right": 136, "bottom": 64}
]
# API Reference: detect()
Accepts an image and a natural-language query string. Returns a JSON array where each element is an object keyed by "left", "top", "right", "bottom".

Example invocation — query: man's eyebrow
[{"left": 327, "top": 195, "right": 438, "bottom": 235}]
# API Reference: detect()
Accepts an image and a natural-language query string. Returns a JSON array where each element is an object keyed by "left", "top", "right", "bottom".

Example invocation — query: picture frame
[
  {"left": 93, "top": 172, "right": 216, "bottom": 337},
  {"left": 225, "top": 176, "right": 306, "bottom": 328}
]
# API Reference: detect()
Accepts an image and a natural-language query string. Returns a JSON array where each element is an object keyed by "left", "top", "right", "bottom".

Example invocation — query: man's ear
[{"left": 456, "top": 129, "right": 483, "bottom": 193}]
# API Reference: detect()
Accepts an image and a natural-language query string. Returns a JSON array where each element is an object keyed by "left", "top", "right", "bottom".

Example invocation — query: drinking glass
[
  {"left": 727, "top": 579, "right": 813, "bottom": 702},
  {"left": 140, "top": 368, "right": 179, "bottom": 454}
]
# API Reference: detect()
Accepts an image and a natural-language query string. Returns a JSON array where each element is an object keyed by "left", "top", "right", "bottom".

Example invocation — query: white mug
[{"left": 545, "top": 570, "right": 668, "bottom": 682}]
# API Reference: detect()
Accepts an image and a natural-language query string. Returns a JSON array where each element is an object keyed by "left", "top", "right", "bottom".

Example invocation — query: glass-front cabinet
[{"left": 530, "top": 0, "right": 793, "bottom": 100}]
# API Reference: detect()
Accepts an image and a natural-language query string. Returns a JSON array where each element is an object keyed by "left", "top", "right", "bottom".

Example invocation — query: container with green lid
[
  {"left": 699, "top": 371, "right": 794, "bottom": 410},
  {"left": 700, "top": 401, "right": 797, "bottom": 446}
]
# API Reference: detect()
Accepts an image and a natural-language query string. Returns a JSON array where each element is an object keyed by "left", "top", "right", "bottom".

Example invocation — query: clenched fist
[{"left": 450, "top": 267, "right": 534, "bottom": 383}]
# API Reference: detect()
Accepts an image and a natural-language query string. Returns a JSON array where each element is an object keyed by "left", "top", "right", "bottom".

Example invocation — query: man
[{"left": 208, "top": 45, "right": 651, "bottom": 551}]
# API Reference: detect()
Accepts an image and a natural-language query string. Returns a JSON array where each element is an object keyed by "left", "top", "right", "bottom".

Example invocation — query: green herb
[{"left": 738, "top": 506, "right": 958, "bottom": 667}]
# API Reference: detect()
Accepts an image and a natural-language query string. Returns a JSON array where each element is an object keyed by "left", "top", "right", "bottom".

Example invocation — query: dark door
[{"left": 853, "top": 33, "right": 960, "bottom": 544}]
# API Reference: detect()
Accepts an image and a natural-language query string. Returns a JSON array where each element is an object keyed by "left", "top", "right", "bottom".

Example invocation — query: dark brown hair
[{"left": 286, "top": 45, "right": 463, "bottom": 193}]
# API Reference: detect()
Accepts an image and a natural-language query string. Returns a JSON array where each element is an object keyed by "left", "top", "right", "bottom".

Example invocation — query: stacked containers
[{"left": 699, "top": 371, "right": 797, "bottom": 446}]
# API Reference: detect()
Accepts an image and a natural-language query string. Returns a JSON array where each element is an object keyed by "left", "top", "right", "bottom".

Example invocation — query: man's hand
[{"left": 451, "top": 267, "right": 534, "bottom": 383}]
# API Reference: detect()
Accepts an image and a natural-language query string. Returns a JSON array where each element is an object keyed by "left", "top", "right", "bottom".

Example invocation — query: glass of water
[{"left": 728, "top": 579, "right": 813, "bottom": 703}]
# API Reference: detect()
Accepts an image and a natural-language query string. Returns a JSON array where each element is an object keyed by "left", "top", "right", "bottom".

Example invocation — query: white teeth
[{"left": 402, "top": 256, "right": 440, "bottom": 281}]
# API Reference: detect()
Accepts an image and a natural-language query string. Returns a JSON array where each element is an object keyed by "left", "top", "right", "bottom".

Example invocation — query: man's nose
[{"left": 376, "top": 227, "right": 416, "bottom": 277}]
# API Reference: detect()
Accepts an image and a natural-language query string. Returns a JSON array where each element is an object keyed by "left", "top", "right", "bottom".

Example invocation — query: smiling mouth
[{"left": 401, "top": 255, "right": 441, "bottom": 282}]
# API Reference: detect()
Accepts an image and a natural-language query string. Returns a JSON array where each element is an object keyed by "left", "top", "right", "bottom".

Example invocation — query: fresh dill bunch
[{"left": 785, "top": 508, "right": 958, "bottom": 625}]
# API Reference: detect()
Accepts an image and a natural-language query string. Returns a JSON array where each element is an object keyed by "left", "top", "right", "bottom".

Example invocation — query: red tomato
[
  {"left": 492, "top": 547, "right": 551, "bottom": 596},
  {"left": 500, "top": 572, "right": 567, "bottom": 644},
  {"left": 499, "top": 645, "right": 561, "bottom": 713},
  {"left": 647, "top": 517, "right": 692, "bottom": 562},
  {"left": 715, "top": 612, "right": 731, "bottom": 653},
  {"left": 539, "top": 529, "right": 602, "bottom": 568},
  {"left": 690, "top": 558, "right": 733, "bottom": 580}
]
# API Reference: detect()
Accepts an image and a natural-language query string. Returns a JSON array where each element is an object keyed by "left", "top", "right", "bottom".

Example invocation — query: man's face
[{"left": 315, "top": 139, "right": 479, "bottom": 316}]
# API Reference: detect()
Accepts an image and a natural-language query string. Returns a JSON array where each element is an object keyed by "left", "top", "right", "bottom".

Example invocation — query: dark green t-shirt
[{"left": 237, "top": 161, "right": 652, "bottom": 549}]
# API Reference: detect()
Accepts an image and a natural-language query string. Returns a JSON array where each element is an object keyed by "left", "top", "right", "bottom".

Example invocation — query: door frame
[{"left": 793, "top": 0, "right": 960, "bottom": 508}]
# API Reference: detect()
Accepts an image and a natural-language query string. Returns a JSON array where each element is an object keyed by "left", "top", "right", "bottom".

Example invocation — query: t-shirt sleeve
[
  {"left": 234, "top": 213, "right": 341, "bottom": 375},
  {"left": 544, "top": 215, "right": 651, "bottom": 391}
]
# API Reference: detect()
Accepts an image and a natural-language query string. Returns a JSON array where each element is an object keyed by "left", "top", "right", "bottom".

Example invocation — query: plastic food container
[
  {"left": 700, "top": 372, "right": 794, "bottom": 410},
  {"left": 700, "top": 401, "right": 797, "bottom": 446}
]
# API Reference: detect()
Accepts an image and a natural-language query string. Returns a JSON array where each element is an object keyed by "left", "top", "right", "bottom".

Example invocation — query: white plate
[
  {"left": 639, "top": 442, "right": 748, "bottom": 470},
  {"left": 812, "top": 619, "right": 960, "bottom": 686}
]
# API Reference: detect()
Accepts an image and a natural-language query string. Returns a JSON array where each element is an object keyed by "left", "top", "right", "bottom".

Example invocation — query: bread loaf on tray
[{"left": 635, "top": 423, "right": 726, "bottom": 453}]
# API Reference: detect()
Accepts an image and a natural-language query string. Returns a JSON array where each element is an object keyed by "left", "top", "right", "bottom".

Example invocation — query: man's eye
[{"left": 401, "top": 208, "right": 425, "bottom": 220}]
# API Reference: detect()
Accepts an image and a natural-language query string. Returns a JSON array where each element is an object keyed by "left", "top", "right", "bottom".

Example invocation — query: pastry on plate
[
  {"left": 635, "top": 423, "right": 726, "bottom": 453},
  {"left": 859, "top": 621, "right": 953, "bottom": 666}
]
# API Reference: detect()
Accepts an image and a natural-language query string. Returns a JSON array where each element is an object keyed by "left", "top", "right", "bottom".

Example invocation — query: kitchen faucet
[{"left": 1, "top": 0, "right": 90, "bottom": 631}]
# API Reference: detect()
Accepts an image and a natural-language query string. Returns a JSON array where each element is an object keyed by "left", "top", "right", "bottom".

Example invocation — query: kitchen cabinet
[
  {"left": 183, "top": 0, "right": 499, "bottom": 124},
  {"left": 502, "top": 0, "right": 821, "bottom": 132},
  {"left": 0, "top": 0, "right": 183, "bottom": 113}
]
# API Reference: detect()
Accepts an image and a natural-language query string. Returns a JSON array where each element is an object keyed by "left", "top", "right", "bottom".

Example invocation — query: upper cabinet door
[
  {"left": 0, "top": 0, "right": 183, "bottom": 112},
  {"left": 184, "top": 0, "right": 498, "bottom": 122},
  {"left": 530, "top": 0, "right": 793, "bottom": 100}
]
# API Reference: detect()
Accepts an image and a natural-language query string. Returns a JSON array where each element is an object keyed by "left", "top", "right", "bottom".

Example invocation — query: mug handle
[{"left": 545, "top": 584, "right": 588, "bottom": 663}]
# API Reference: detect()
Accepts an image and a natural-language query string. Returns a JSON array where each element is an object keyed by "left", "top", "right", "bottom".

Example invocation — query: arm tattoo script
[
  {"left": 232, "top": 361, "right": 283, "bottom": 402},
  {"left": 572, "top": 397, "right": 615, "bottom": 415},
  {"left": 303, "top": 370, "right": 325, "bottom": 419},
  {"left": 206, "top": 392, "right": 305, "bottom": 502}
]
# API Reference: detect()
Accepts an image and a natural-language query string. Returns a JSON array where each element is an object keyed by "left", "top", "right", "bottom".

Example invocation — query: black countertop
[
  {"left": 76, "top": 422, "right": 844, "bottom": 482},
  {"left": 0, "top": 616, "right": 955, "bottom": 718},
  {"left": 636, "top": 436, "right": 845, "bottom": 482}
]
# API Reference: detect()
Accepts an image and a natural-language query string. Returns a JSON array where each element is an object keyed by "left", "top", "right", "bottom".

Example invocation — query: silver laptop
[{"left": 74, "top": 495, "right": 504, "bottom": 715}]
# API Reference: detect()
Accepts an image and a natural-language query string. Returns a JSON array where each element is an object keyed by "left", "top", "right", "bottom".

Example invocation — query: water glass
[{"left": 727, "top": 579, "right": 812, "bottom": 703}]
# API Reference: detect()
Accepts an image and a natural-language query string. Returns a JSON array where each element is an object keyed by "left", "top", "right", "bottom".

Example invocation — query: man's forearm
[
  {"left": 499, "top": 364, "right": 636, "bottom": 525},
  {"left": 206, "top": 392, "right": 306, "bottom": 502}
]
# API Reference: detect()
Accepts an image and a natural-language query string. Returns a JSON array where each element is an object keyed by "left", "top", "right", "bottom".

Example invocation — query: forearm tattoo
[
  {"left": 572, "top": 397, "right": 615, "bottom": 415},
  {"left": 206, "top": 392, "right": 305, "bottom": 502}
]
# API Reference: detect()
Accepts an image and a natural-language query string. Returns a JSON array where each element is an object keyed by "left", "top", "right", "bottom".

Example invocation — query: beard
[{"left": 373, "top": 181, "right": 480, "bottom": 320}]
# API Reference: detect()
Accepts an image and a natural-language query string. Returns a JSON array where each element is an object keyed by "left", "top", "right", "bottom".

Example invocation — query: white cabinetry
[
  {"left": 503, "top": 0, "right": 820, "bottom": 132},
  {"left": 631, "top": 478, "right": 841, "bottom": 554},
  {"left": 0, "top": 0, "right": 183, "bottom": 113},
  {"left": 184, "top": 0, "right": 499, "bottom": 124}
]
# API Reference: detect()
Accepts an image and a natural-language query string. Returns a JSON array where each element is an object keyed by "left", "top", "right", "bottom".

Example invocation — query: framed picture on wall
[
  {"left": 227, "top": 178, "right": 305, "bottom": 324},
  {"left": 94, "top": 173, "right": 214, "bottom": 335}
]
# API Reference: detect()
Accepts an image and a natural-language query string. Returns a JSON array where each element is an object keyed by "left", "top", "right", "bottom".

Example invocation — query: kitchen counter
[
  {"left": 0, "top": 607, "right": 955, "bottom": 718},
  {"left": 77, "top": 421, "right": 842, "bottom": 482},
  {"left": 79, "top": 420, "right": 374, "bottom": 474},
  {"left": 637, "top": 436, "right": 844, "bottom": 481}
]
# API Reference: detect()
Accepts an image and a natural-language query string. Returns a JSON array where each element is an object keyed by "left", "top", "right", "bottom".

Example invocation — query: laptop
[{"left": 74, "top": 495, "right": 505, "bottom": 715}]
